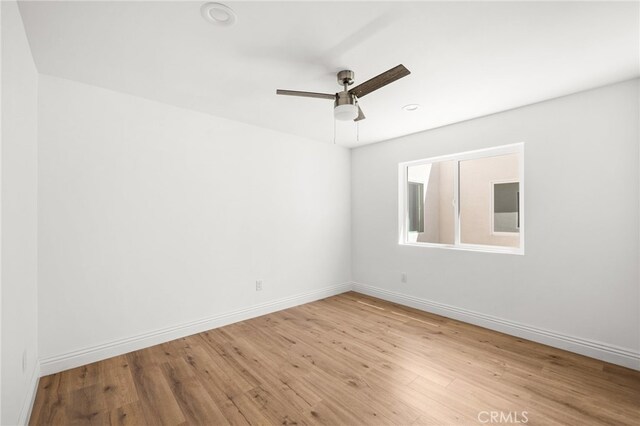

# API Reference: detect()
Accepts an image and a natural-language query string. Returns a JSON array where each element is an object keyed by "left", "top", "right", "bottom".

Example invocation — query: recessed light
[
  {"left": 201, "top": 2, "right": 237, "bottom": 27},
  {"left": 402, "top": 104, "right": 420, "bottom": 112}
]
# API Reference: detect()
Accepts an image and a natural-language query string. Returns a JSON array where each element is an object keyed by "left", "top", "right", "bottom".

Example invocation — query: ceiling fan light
[{"left": 334, "top": 104, "right": 359, "bottom": 121}]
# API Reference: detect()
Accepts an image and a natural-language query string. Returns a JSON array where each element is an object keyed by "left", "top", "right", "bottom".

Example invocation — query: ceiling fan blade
[
  {"left": 354, "top": 104, "right": 366, "bottom": 122},
  {"left": 349, "top": 64, "right": 410, "bottom": 99},
  {"left": 276, "top": 89, "right": 336, "bottom": 100}
]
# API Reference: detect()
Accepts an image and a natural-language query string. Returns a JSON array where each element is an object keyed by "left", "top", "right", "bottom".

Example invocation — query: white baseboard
[
  {"left": 39, "top": 280, "right": 640, "bottom": 376},
  {"left": 40, "top": 283, "right": 352, "bottom": 376},
  {"left": 17, "top": 361, "right": 40, "bottom": 425},
  {"left": 352, "top": 282, "right": 640, "bottom": 371}
]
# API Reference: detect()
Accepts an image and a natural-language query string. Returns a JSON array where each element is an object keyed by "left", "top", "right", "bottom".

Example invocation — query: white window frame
[{"left": 398, "top": 143, "right": 524, "bottom": 255}]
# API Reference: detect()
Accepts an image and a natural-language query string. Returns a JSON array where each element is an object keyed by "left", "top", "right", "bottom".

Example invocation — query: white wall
[
  {"left": 1, "top": 1, "right": 40, "bottom": 424},
  {"left": 37, "top": 75, "right": 351, "bottom": 372},
  {"left": 351, "top": 79, "right": 640, "bottom": 369}
]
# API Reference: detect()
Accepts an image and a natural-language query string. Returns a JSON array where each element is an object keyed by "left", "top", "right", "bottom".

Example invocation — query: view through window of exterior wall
[{"left": 400, "top": 144, "right": 524, "bottom": 254}]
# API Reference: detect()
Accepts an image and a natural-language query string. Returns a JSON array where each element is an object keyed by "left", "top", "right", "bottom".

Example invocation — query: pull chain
[{"left": 333, "top": 117, "right": 336, "bottom": 144}]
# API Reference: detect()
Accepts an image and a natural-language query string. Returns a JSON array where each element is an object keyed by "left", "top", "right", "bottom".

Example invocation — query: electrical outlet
[
  {"left": 256, "top": 280, "right": 263, "bottom": 291},
  {"left": 401, "top": 272, "right": 407, "bottom": 283},
  {"left": 22, "top": 349, "right": 27, "bottom": 373}
]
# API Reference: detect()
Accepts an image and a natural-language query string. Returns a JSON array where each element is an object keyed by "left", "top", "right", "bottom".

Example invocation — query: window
[{"left": 399, "top": 143, "right": 524, "bottom": 254}]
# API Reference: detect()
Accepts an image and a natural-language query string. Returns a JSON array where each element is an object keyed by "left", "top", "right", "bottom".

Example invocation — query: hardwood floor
[{"left": 30, "top": 292, "right": 640, "bottom": 425}]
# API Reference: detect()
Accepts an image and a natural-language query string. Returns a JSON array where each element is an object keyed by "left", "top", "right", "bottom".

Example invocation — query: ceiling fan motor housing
[{"left": 335, "top": 91, "right": 356, "bottom": 108}]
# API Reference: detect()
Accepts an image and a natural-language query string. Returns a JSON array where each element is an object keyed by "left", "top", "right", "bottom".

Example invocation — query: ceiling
[{"left": 18, "top": 1, "right": 640, "bottom": 147}]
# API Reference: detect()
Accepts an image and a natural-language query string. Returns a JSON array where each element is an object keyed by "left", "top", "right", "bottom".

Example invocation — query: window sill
[{"left": 399, "top": 241, "right": 524, "bottom": 255}]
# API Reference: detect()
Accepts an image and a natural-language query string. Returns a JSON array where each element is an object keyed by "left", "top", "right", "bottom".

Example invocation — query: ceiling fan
[{"left": 276, "top": 64, "right": 411, "bottom": 122}]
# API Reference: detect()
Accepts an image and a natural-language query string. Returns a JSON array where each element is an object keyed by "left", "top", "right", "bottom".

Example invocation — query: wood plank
[
  {"left": 126, "top": 352, "right": 186, "bottom": 425},
  {"left": 160, "top": 358, "right": 229, "bottom": 425}
]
